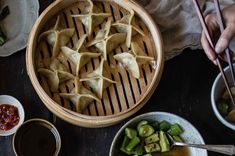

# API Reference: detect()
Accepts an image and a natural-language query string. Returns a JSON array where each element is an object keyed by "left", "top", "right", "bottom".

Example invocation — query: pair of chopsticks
[{"left": 192, "top": 0, "right": 235, "bottom": 106}]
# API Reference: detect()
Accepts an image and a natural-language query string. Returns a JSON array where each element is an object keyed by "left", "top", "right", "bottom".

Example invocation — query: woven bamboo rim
[{"left": 26, "top": 0, "right": 164, "bottom": 128}]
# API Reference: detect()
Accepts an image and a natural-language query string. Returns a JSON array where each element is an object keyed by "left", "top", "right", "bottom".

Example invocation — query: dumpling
[
  {"left": 50, "top": 58, "right": 68, "bottom": 71},
  {"left": 59, "top": 77, "right": 100, "bottom": 113},
  {"left": 112, "top": 10, "right": 145, "bottom": 48},
  {"left": 87, "top": 17, "right": 111, "bottom": 46},
  {"left": 72, "top": 34, "right": 88, "bottom": 52},
  {"left": 71, "top": 0, "right": 111, "bottom": 35},
  {"left": 38, "top": 59, "right": 74, "bottom": 92},
  {"left": 50, "top": 59, "right": 74, "bottom": 82},
  {"left": 113, "top": 42, "right": 154, "bottom": 79},
  {"left": 61, "top": 34, "right": 101, "bottom": 76},
  {"left": 80, "top": 59, "right": 116, "bottom": 99},
  {"left": 39, "top": 16, "right": 75, "bottom": 59},
  {"left": 87, "top": 18, "right": 126, "bottom": 60}
]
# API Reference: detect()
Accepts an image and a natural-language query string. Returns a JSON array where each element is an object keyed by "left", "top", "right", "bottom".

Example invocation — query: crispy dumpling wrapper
[
  {"left": 38, "top": 59, "right": 74, "bottom": 92},
  {"left": 61, "top": 46, "right": 100, "bottom": 76},
  {"left": 71, "top": 0, "right": 110, "bottom": 35},
  {"left": 114, "top": 53, "right": 140, "bottom": 78},
  {"left": 37, "top": 69, "right": 74, "bottom": 92},
  {"left": 39, "top": 16, "right": 75, "bottom": 59},
  {"left": 80, "top": 59, "right": 116, "bottom": 99},
  {"left": 93, "top": 33, "right": 126, "bottom": 60},
  {"left": 73, "top": 34, "right": 89, "bottom": 52},
  {"left": 87, "top": 18, "right": 126, "bottom": 60},
  {"left": 50, "top": 59, "right": 74, "bottom": 83},
  {"left": 87, "top": 18, "right": 111, "bottom": 46},
  {"left": 112, "top": 9, "right": 145, "bottom": 48},
  {"left": 114, "top": 42, "right": 154, "bottom": 79},
  {"left": 131, "top": 42, "right": 154, "bottom": 64},
  {"left": 57, "top": 71, "right": 75, "bottom": 83},
  {"left": 50, "top": 58, "right": 68, "bottom": 72},
  {"left": 106, "top": 33, "right": 127, "bottom": 53},
  {"left": 59, "top": 77, "right": 100, "bottom": 113},
  {"left": 61, "top": 35, "right": 100, "bottom": 75},
  {"left": 38, "top": 68, "right": 59, "bottom": 92}
]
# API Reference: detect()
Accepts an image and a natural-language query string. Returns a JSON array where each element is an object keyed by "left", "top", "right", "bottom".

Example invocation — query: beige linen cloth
[{"left": 136, "top": 0, "right": 235, "bottom": 60}]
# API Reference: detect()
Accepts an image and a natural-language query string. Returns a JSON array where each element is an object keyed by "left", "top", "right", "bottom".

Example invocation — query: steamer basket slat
[{"left": 26, "top": 0, "right": 164, "bottom": 128}]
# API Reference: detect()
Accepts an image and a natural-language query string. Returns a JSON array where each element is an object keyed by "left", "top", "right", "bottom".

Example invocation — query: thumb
[{"left": 215, "top": 25, "right": 235, "bottom": 54}]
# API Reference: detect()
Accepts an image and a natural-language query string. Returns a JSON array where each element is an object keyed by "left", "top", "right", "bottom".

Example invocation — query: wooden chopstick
[
  {"left": 213, "top": 0, "right": 235, "bottom": 86},
  {"left": 192, "top": 0, "right": 235, "bottom": 106}
]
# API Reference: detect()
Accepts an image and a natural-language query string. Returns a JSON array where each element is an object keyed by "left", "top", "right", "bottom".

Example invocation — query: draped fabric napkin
[{"left": 136, "top": 0, "right": 235, "bottom": 60}]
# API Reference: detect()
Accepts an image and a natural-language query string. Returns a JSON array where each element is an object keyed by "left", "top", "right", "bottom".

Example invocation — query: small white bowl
[
  {"left": 0, "top": 95, "right": 25, "bottom": 136},
  {"left": 109, "top": 112, "right": 207, "bottom": 156},
  {"left": 211, "top": 65, "right": 235, "bottom": 131}
]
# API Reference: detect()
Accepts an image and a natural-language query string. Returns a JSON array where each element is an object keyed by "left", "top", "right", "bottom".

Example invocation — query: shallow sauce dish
[
  {"left": 13, "top": 118, "right": 61, "bottom": 156},
  {"left": 109, "top": 112, "right": 207, "bottom": 156},
  {"left": 0, "top": 95, "right": 24, "bottom": 136}
]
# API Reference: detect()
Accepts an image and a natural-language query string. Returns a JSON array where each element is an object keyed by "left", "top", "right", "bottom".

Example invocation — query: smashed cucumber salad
[{"left": 120, "top": 120, "right": 184, "bottom": 156}]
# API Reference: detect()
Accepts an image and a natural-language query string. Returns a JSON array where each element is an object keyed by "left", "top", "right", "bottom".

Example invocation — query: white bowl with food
[
  {"left": 109, "top": 112, "right": 207, "bottom": 156},
  {"left": 0, "top": 95, "right": 25, "bottom": 136},
  {"left": 211, "top": 65, "right": 235, "bottom": 131}
]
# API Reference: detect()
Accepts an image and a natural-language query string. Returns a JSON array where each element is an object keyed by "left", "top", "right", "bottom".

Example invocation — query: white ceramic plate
[
  {"left": 110, "top": 112, "right": 208, "bottom": 156},
  {"left": 0, "top": 0, "right": 39, "bottom": 56},
  {"left": 0, "top": 95, "right": 25, "bottom": 136}
]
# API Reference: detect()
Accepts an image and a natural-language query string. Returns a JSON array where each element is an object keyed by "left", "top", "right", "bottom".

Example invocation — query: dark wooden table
[{"left": 0, "top": 1, "right": 235, "bottom": 156}]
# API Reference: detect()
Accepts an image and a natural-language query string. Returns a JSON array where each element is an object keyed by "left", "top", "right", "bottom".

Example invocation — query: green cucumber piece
[
  {"left": 125, "top": 127, "right": 137, "bottom": 139},
  {"left": 217, "top": 99, "right": 229, "bottom": 116},
  {"left": 138, "top": 125, "right": 155, "bottom": 138},
  {"left": 168, "top": 123, "right": 183, "bottom": 136},
  {"left": 149, "top": 121, "right": 159, "bottom": 130},
  {"left": 126, "top": 136, "right": 140, "bottom": 152},
  {"left": 120, "top": 135, "right": 132, "bottom": 155},
  {"left": 172, "top": 135, "right": 184, "bottom": 142},
  {"left": 159, "top": 131, "right": 170, "bottom": 152},
  {"left": 134, "top": 142, "right": 144, "bottom": 155},
  {"left": 159, "top": 121, "right": 171, "bottom": 131},
  {"left": 145, "top": 133, "right": 159, "bottom": 144},
  {"left": 137, "top": 120, "right": 148, "bottom": 131},
  {"left": 144, "top": 143, "right": 161, "bottom": 153}
]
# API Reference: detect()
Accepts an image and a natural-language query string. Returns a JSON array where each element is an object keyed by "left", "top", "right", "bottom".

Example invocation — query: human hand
[{"left": 201, "top": 3, "right": 235, "bottom": 64}]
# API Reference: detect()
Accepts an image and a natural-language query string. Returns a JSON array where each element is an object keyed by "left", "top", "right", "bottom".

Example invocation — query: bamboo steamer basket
[{"left": 26, "top": 0, "right": 164, "bottom": 128}]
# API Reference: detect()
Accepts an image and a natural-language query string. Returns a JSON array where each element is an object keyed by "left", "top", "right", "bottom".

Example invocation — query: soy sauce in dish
[
  {"left": 14, "top": 121, "right": 57, "bottom": 156},
  {"left": 0, "top": 104, "right": 19, "bottom": 131}
]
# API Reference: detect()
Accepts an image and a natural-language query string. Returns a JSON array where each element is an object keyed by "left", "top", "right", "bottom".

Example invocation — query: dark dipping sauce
[
  {"left": 157, "top": 147, "right": 190, "bottom": 156},
  {"left": 0, "top": 104, "right": 19, "bottom": 131},
  {"left": 14, "top": 121, "right": 58, "bottom": 156}
]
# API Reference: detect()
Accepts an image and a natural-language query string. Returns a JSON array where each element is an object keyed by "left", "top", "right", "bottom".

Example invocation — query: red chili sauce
[{"left": 0, "top": 104, "right": 19, "bottom": 131}]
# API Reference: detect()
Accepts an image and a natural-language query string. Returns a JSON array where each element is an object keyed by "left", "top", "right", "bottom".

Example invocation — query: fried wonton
[
  {"left": 71, "top": 0, "right": 111, "bottom": 35},
  {"left": 114, "top": 42, "right": 154, "bottom": 79},
  {"left": 87, "top": 18, "right": 126, "bottom": 60},
  {"left": 39, "top": 16, "right": 75, "bottom": 59},
  {"left": 80, "top": 59, "right": 116, "bottom": 99},
  {"left": 61, "top": 34, "right": 100, "bottom": 76},
  {"left": 59, "top": 77, "right": 100, "bottom": 113},
  {"left": 38, "top": 59, "right": 74, "bottom": 92},
  {"left": 112, "top": 10, "right": 145, "bottom": 48}
]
